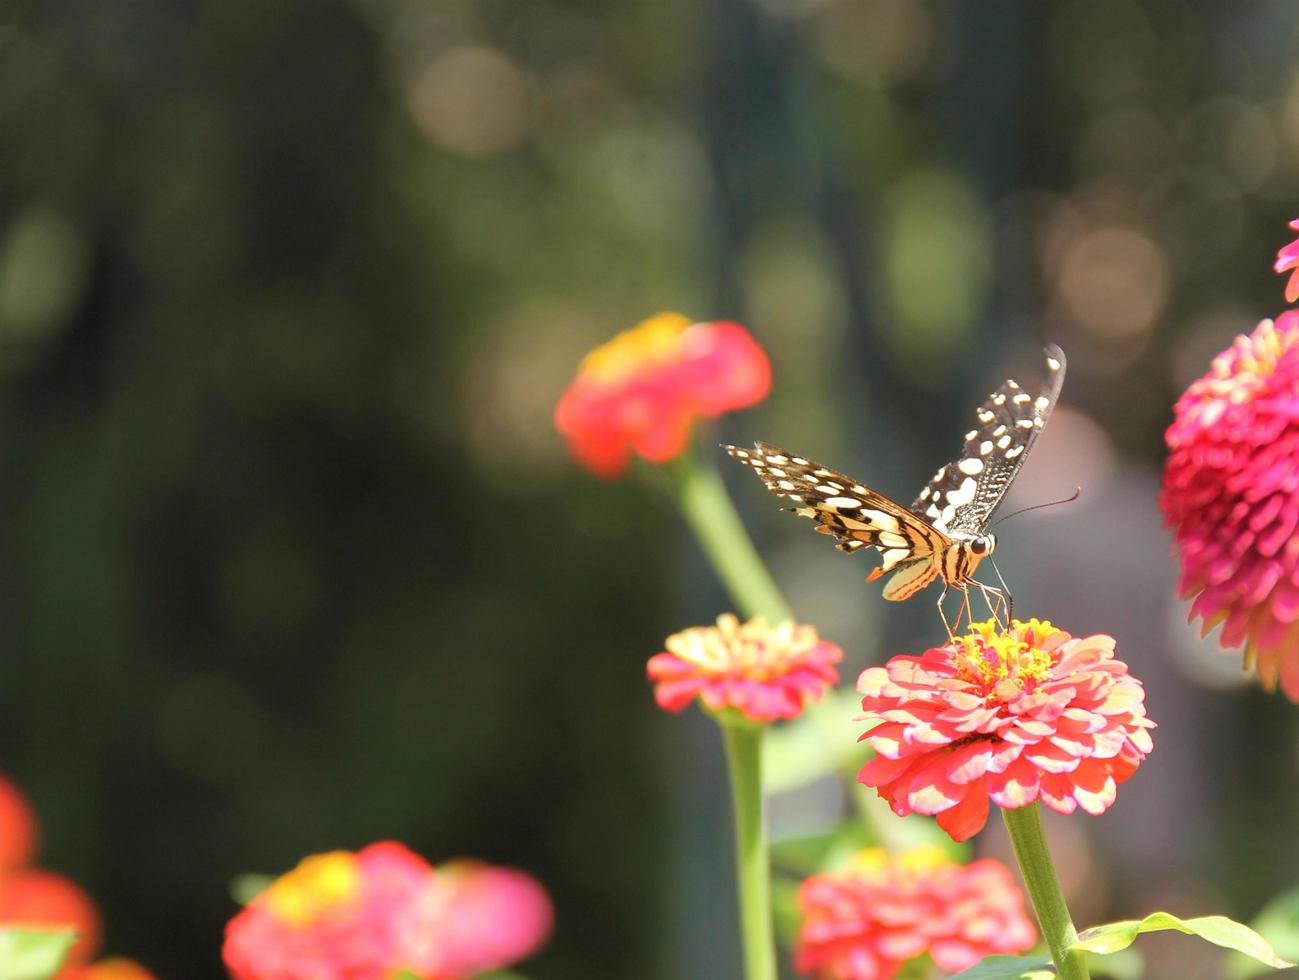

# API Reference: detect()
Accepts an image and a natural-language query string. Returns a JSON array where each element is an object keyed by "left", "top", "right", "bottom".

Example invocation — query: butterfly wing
[
  {"left": 911, "top": 345, "right": 1066, "bottom": 535},
  {"left": 724, "top": 441, "right": 948, "bottom": 578}
]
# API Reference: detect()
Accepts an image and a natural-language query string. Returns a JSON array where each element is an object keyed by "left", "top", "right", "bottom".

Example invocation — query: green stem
[
  {"left": 666, "top": 449, "right": 791, "bottom": 623},
  {"left": 721, "top": 721, "right": 777, "bottom": 980},
  {"left": 1002, "top": 803, "right": 1089, "bottom": 980}
]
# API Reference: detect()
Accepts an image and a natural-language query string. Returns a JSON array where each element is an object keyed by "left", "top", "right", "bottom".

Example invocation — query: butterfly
[{"left": 724, "top": 345, "right": 1066, "bottom": 631}]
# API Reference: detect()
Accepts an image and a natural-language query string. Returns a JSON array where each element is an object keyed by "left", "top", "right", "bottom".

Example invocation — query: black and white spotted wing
[
  {"left": 911, "top": 345, "right": 1066, "bottom": 535},
  {"left": 723, "top": 442, "right": 951, "bottom": 595}
]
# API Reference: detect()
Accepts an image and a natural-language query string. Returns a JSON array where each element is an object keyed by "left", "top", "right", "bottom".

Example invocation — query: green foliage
[
  {"left": 1074, "top": 912, "right": 1294, "bottom": 969},
  {"left": 0, "top": 929, "right": 76, "bottom": 980},
  {"left": 1084, "top": 946, "right": 1144, "bottom": 980},
  {"left": 1226, "top": 889, "right": 1299, "bottom": 978},
  {"left": 761, "top": 689, "right": 868, "bottom": 794},
  {"left": 229, "top": 874, "right": 275, "bottom": 906},
  {"left": 945, "top": 954, "right": 1054, "bottom": 979}
]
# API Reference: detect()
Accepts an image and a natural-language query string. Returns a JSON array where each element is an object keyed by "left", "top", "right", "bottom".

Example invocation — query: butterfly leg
[
  {"left": 973, "top": 580, "right": 1009, "bottom": 629},
  {"left": 935, "top": 584, "right": 956, "bottom": 641},
  {"left": 957, "top": 585, "right": 974, "bottom": 633}
]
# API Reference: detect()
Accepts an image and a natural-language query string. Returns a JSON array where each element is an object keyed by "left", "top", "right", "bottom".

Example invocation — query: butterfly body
[{"left": 725, "top": 345, "right": 1066, "bottom": 622}]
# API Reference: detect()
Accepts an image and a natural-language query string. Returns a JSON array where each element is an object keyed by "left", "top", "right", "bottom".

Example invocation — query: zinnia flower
[
  {"left": 1274, "top": 218, "right": 1299, "bottom": 303},
  {"left": 856, "top": 619, "right": 1154, "bottom": 842},
  {"left": 795, "top": 846, "right": 1036, "bottom": 980},
  {"left": 421, "top": 861, "right": 554, "bottom": 979},
  {"left": 223, "top": 841, "right": 551, "bottom": 980},
  {"left": 648, "top": 614, "right": 842, "bottom": 723},
  {"left": 554, "top": 312, "right": 771, "bottom": 477},
  {"left": 0, "top": 869, "right": 102, "bottom": 971},
  {"left": 0, "top": 773, "right": 38, "bottom": 871},
  {"left": 1160, "top": 314, "right": 1299, "bottom": 700}
]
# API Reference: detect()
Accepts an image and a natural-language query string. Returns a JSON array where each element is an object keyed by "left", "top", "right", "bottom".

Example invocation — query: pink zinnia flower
[
  {"left": 1274, "top": 218, "right": 1299, "bottom": 303},
  {"left": 1160, "top": 314, "right": 1299, "bottom": 700},
  {"left": 421, "top": 861, "right": 553, "bottom": 979},
  {"left": 856, "top": 619, "right": 1154, "bottom": 842},
  {"left": 223, "top": 842, "right": 551, "bottom": 980},
  {"left": 554, "top": 312, "right": 771, "bottom": 477},
  {"left": 648, "top": 614, "right": 842, "bottom": 723},
  {"left": 795, "top": 846, "right": 1036, "bottom": 980}
]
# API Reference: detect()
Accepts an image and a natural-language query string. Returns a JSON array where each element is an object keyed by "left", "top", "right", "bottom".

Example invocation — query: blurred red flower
[
  {"left": 1161, "top": 314, "right": 1299, "bottom": 700},
  {"left": 0, "top": 774, "right": 39, "bottom": 872},
  {"left": 856, "top": 619, "right": 1154, "bottom": 842},
  {"left": 0, "top": 869, "right": 102, "bottom": 971},
  {"left": 64, "top": 959, "right": 156, "bottom": 980},
  {"left": 794, "top": 846, "right": 1036, "bottom": 980},
  {"left": 1274, "top": 218, "right": 1299, "bottom": 303},
  {"left": 648, "top": 613, "right": 842, "bottom": 723},
  {"left": 554, "top": 312, "right": 771, "bottom": 477},
  {"left": 223, "top": 841, "right": 551, "bottom": 980}
]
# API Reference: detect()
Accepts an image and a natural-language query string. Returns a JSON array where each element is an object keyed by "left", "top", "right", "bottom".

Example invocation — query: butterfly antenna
[{"left": 990, "top": 487, "right": 1081, "bottom": 529}]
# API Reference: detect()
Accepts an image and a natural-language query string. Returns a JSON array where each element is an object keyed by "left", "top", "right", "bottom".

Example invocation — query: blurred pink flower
[
  {"left": 1274, "top": 218, "right": 1299, "bottom": 303},
  {"left": 794, "top": 846, "right": 1036, "bottom": 980},
  {"left": 856, "top": 619, "right": 1154, "bottom": 842},
  {"left": 223, "top": 841, "right": 551, "bottom": 980},
  {"left": 1160, "top": 314, "right": 1299, "bottom": 700},
  {"left": 554, "top": 312, "right": 771, "bottom": 477},
  {"left": 648, "top": 614, "right": 842, "bottom": 723},
  {"left": 423, "top": 861, "right": 553, "bottom": 979}
]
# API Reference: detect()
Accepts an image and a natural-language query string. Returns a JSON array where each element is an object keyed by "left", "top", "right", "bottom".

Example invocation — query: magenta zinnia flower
[
  {"left": 648, "top": 614, "right": 842, "bottom": 723},
  {"left": 1274, "top": 219, "right": 1299, "bottom": 303},
  {"left": 795, "top": 846, "right": 1036, "bottom": 980},
  {"left": 1160, "top": 314, "right": 1299, "bottom": 700},
  {"left": 856, "top": 619, "right": 1154, "bottom": 842}
]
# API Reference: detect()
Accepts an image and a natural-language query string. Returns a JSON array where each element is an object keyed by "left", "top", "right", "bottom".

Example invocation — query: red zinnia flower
[
  {"left": 0, "top": 869, "right": 102, "bottom": 971},
  {"left": 648, "top": 614, "right": 842, "bottom": 723},
  {"left": 1161, "top": 314, "right": 1299, "bottom": 700},
  {"left": 554, "top": 312, "right": 771, "bottom": 477},
  {"left": 223, "top": 841, "right": 551, "bottom": 980},
  {"left": 856, "top": 619, "right": 1154, "bottom": 842},
  {"left": 795, "top": 846, "right": 1036, "bottom": 980},
  {"left": 1274, "top": 219, "right": 1299, "bottom": 303},
  {"left": 0, "top": 773, "right": 39, "bottom": 872}
]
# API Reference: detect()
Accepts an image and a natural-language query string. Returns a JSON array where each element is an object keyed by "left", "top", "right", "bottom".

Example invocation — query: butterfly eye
[{"left": 970, "top": 537, "right": 990, "bottom": 556}]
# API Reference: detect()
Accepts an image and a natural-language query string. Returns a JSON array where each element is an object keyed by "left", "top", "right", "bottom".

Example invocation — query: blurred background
[{"left": 2, "top": 0, "right": 1299, "bottom": 976}]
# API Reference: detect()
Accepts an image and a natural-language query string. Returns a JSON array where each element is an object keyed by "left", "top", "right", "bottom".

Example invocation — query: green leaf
[
  {"left": 230, "top": 873, "right": 275, "bottom": 905},
  {"left": 0, "top": 928, "right": 77, "bottom": 980},
  {"left": 1085, "top": 946, "right": 1144, "bottom": 980},
  {"left": 1227, "top": 889, "right": 1299, "bottom": 979},
  {"left": 945, "top": 953, "right": 1055, "bottom": 978},
  {"left": 1074, "top": 912, "right": 1295, "bottom": 969}
]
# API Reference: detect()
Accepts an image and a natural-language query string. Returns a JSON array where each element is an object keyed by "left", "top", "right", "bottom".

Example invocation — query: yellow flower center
[
  {"left": 578, "top": 312, "right": 693, "bottom": 384},
  {"left": 666, "top": 614, "right": 820, "bottom": 680},
  {"left": 1234, "top": 317, "right": 1295, "bottom": 380},
  {"left": 952, "top": 617, "right": 1058, "bottom": 695},
  {"left": 265, "top": 851, "right": 361, "bottom": 927},
  {"left": 849, "top": 845, "right": 953, "bottom": 885}
]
